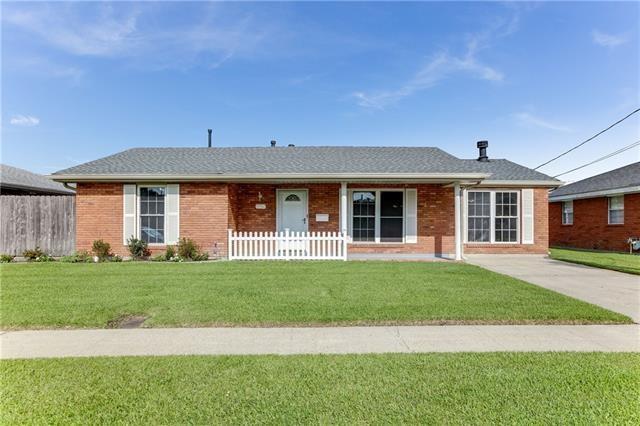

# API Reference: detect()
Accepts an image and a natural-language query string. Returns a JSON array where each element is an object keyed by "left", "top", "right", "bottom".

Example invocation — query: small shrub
[
  {"left": 165, "top": 245, "right": 176, "bottom": 260},
  {"left": 23, "top": 247, "right": 45, "bottom": 261},
  {"left": 60, "top": 250, "right": 92, "bottom": 263},
  {"left": 92, "top": 240, "right": 112, "bottom": 261},
  {"left": 127, "top": 237, "right": 150, "bottom": 260},
  {"left": 34, "top": 253, "right": 55, "bottom": 262},
  {"left": 0, "top": 254, "right": 15, "bottom": 263},
  {"left": 151, "top": 253, "right": 166, "bottom": 262},
  {"left": 176, "top": 238, "right": 208, "bottom": 261},
  {"left": 108, "top": 254, "right": 123, "bottom": 262}
]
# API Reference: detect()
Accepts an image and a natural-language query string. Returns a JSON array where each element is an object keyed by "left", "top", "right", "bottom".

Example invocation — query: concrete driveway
[{"left": 466, "top": 255, "right": 640, "bottom": 323}]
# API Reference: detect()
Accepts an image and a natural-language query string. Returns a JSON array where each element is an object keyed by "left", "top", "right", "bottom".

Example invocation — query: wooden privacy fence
[
  {"left": 228, "top": 229, "right": 348, "bottom": 260},
  {"left": 0, "top": 196, "right": 75, "bottom": 256}
]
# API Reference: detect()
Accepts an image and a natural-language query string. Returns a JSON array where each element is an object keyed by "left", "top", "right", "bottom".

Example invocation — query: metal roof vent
[
  {"left": 477, "top": 140, "right": 489, "bottom": 162},
  {"left": 270, "top": 140, "right": 277, "bottom": 147}
]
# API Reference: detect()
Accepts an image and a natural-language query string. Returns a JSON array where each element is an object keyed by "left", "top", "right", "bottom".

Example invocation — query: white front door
[{"left": 278, "top": 190, "right": 308, "bottom": 232}]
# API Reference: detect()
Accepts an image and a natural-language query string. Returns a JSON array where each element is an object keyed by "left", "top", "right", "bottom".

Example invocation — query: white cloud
[
  {"left": 2, "top": 3, "right": 273, "bottom": 70},
  {"left": 10, "top": 115, "right": 40, "bottom": 127},
  {"left": 592, "top": 30, "right": 628, "bottom": 48},
  {"left": 350, "top": 4, "right": 531, "bottom": 110},
  {"left": 513, "top": 112, "right": 571, "bottom": 132},
  {"left": 352, "top": 38, "right": 504, "bottom": 109}
]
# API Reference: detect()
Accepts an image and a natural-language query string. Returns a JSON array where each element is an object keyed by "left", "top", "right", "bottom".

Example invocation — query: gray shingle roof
[
  {"left": 1, "top": 164, "right": 75, "bottom": 195},
  {"left": 52, "top": 146, "right": 558, "bottom": 183},
  {"left": 550, "top": 162, "right": 640, "bottom": 199}
]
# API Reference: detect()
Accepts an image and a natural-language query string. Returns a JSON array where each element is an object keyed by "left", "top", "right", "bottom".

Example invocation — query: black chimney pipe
[
  {"left": 270, "top": 140, "right": 277, "bottom": 147},
  {"left": 207, "top": 129, "right": 212, "bottom": 147},
  {"left": 477, "top": 140, "right": 488, "bottom": 162}
]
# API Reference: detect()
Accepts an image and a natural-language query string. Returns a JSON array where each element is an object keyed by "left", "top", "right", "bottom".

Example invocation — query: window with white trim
[
  {"left": 466, "top": 190, "right": 519, "bottom": 243},
  {"left": 608, "top": 196, "right": 624, "bottom": 224},
  {"left": 352, "top": 191, "right": 376, "bottom": 242},
  {"left": 139, "top": 186, "right": 165, "bottom": 244},
  {"left": 562, "top": 201, "right": 573, "bottom": 225},
  {"left": 351, "top": 190, "right": 404, "bottom": 243},
  {"left": 495, "top": 192, "right": 518, "bottom": 242},
  {"left": 467, "top": 192, "right": 491, "bottom": 242}
]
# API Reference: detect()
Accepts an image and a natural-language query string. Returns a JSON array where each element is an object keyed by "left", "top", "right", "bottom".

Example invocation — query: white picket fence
[{"left": 228, "top": 229, "right": 348, "bottom": 260}]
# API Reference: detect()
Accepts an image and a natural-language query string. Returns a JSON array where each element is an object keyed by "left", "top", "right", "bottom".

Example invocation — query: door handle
[{"left": 303, "top": 217, "right": 307, "bottom": 224}]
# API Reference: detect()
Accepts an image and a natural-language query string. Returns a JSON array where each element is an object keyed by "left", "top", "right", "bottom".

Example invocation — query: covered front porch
[{"left": 226, "top": 181, "right": 466, "bottom": 260}]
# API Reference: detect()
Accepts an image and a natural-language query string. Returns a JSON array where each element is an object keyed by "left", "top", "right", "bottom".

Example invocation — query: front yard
[
  {"left": 550, "top": 247, "right": 640, "bottom": 275},
  {"left": 0, "top": 261, "right": 630, "bottom": 328},
  {"left": 2, "top": 353, "right": 638, "bottom": 424}
]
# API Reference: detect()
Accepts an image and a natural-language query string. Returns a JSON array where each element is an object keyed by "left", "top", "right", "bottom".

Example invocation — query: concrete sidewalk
[
  {"left": 1, "top": 325, "right": 638, "bottom": 359},
  {"left": 467, "top": 254, "right": 640, "bottom": 323}
]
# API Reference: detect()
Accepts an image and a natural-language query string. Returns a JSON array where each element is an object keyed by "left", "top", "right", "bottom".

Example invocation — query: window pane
[
  {"left": 352, "top": 192, "right": 376, "bottom": 242},
  {"left": 380, "top": 192, "right": 403, "bottom": 217},
  {"left": 139, "top": 186, "right": 165, "bottom": 244},
  {"left": 494, "top": 192, "right": 518, "bottom": 242},
  {"left": 467, "top": 192, "right": 491, "bottom": 242},
  {"left": 380, "top": 218, "right": 403, "bottom": 242}
]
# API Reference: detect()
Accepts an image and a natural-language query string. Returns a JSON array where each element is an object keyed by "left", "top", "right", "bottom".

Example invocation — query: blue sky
[{"left": 2, "top": 1, "right": 638, "bottom": 182}]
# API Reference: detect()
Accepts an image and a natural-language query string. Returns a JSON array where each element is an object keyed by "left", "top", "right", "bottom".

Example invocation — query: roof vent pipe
[
  {"left": 207, "top": 129, "right": 212, "bottom": 147},
  {"left": 270, "top": 140, "right": 277, "bottom": 147},
  {"left": 477, "top": 140, "right": 489, "bottom": 162}
]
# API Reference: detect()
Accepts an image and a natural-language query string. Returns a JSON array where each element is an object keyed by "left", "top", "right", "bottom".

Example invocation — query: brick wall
[
  {"left": 76, "top": 183, "right": 124, "bottom": 255},
  {"left": 347, "top": 183, "right": 455, "bottom": 255},
  {"left": 549, "top": 193, "right": 639, "bottom": 252},
  {"left": 232, "top": 183, "right": 340, "bottom": 233},
  {"left": 76, "top": 182, "right": 551, "bottom": 258},
  {"left": 76, "top": 182, "right": 230, "bottom": 258},
  {"left": 180, "top": 182, "right": 230, "bottom": 258},
  {"left": 464, "top": 188, "right": 549, "bottom": 254}
]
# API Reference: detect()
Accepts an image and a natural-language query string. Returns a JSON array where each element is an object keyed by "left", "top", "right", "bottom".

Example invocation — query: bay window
[
  {"left": 608, "top": 196, "right": 624, "bottom": 224},
  {"left": 562, "top": 201, "right": 573, "bottom": 225},
  {"left": 466, "top": 190, "right": 519, "bottom": 243},
  {"left": 351, "top": 190, "right": 404, "bottom": 243},
  {"left": 139, "top": 186, "right": 166, "bottom": 244}
]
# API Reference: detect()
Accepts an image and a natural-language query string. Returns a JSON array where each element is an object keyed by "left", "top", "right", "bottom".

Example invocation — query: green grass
[
  {"left": 1, "top": 353, "right": 638, "bottom": 424},
  {"left": 550, "top": 247, "right": 640, "bottom": 275},
  {"left": 0, "top": 261, "right": 630, "bottom": 328}
]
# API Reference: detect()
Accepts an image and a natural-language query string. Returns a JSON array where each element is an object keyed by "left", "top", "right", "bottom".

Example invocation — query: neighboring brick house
[
  {"left": 549, "top": 162, "right": 640, "bottom": 252},
  {"left": 52, "top": 142, "right": 559, "bottom": 260}
]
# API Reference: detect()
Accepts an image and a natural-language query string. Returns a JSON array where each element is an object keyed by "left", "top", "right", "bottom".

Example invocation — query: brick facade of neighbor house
[
  {"left": 464, "top": 187, "right": 550, "bottom": 254},
  {"left": 549, "top": 193, "right": 640, "bottom": 252}
]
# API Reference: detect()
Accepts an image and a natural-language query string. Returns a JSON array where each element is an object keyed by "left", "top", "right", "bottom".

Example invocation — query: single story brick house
[
  {"left": 52, "top": 142, "right": 559, "bottom": 260},
  {"left": 549, "top": 162, "right": 639, "bottom": 252}
]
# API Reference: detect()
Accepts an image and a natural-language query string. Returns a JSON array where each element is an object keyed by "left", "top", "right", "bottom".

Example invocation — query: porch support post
[
  {"left": 454, "top": 182, "right": 462, "bottom": 261},
  {"left": 340, "top": 182, "right": 348, "bottom": 235}
]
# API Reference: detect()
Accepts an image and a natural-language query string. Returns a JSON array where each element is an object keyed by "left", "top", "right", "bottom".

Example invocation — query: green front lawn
[
  {"left": 550, "top": 247, "right": 640, "bottom": 275},
  {"left": 0, "top": 261, "right": 630, "bottom": 328},
  {"left": 2, "top": 353, "right": 638, "bottom": 424}
]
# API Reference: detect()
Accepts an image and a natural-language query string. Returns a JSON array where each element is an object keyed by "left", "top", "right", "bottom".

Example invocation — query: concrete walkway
[
  {"left": 1, "top": 325, "right": 638, "bottom": 359},
  {"left": 467, "top": 254, "right": 640, "bottom": 323}
]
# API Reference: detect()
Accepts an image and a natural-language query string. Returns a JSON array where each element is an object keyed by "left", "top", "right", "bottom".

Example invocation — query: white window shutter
[
  {"left": 165, "top": 184, "right": 180, "bottom": 245},
  {"left": 405, "top": 188, "right": 418, "bottom": 243},
  {"left": 522, "top": 189, "right": 534, "bottom": 244},
  {"left": 123, "top": 184, "right": 137, "bottom": 245}
]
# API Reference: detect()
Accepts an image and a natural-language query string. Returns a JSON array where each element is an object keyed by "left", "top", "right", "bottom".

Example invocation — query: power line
[
  {"left": 534, "top": 107, "right": 640, "bottom": 170},
  {"left": 553, "top": 139, "right": 640, "bottom": 178}
]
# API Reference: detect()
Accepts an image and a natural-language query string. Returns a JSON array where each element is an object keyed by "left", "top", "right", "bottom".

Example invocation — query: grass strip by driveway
[
  {"left": 2, "top": 353, "right": 638, "bottom": 424},
  {"left": 0, "top": 261, "right": 631, "bottom": 329},
  {"left": 550, "top": 247, "right": 640, "bottom": 275}
]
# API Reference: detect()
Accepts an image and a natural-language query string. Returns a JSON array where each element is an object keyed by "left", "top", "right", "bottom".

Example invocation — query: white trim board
[{"left": 549, "top": 186, "right": 640, "bottom": 202}]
